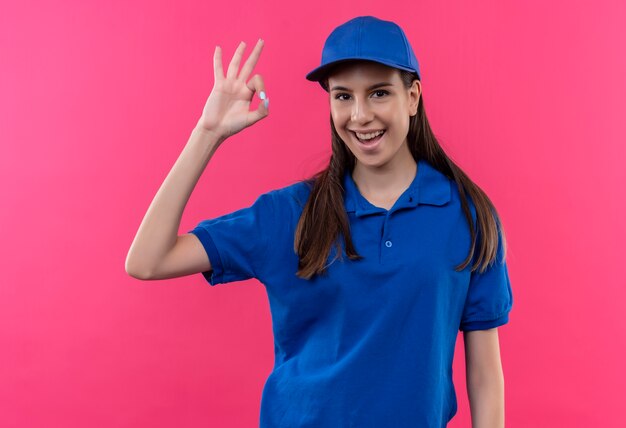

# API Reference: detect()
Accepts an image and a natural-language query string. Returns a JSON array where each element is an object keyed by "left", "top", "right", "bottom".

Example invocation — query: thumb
[{"left": 246, "top": 74, "right": 269, "bottom": 126}]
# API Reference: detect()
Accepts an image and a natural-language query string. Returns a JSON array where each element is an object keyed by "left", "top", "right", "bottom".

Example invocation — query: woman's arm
[
  {"left": 125, "top": 39, "right": 269, "bottom": 279},
  {"left": 464, "top": 328, "right": 506, "bottom": 428},
  {"left": 125, "top": 125, "right": 223, "bottom": 279}
]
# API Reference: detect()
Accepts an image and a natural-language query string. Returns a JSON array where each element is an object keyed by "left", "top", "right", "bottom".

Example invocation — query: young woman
[{"left": 126, "top": 15, "right": 513, "bottom": 428}]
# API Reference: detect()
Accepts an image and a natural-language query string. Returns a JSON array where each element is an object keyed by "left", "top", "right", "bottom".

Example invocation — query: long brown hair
[{"left": 294, "top": 66, "right": 507, "bottom": 280}]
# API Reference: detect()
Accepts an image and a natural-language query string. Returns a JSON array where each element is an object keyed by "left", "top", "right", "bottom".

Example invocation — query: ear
[{"left": 408, "top": 79, "right": 421, "bottom": 116}]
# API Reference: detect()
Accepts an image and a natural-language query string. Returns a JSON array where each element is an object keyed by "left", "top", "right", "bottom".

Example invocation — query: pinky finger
[{"left": 213, "top": 45, "right": 224, "bottom": 82}]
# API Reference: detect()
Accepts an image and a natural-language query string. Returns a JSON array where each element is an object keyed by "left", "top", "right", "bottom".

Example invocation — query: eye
[{"left": 334, "top": 90, "right": 389, "bottom": 101}]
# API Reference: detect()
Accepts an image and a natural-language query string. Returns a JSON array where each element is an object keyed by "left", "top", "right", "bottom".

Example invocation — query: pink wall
[{"left": 2, "top": 1, "right": 625, "bottom": 427}]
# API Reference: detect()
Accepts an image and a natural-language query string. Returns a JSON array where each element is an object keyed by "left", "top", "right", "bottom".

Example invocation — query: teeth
[{"left": 356, "top": 130, "right": 385, "bottom": 140}]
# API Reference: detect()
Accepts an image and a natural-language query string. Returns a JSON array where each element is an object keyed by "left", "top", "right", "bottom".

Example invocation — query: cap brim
[{"left": 306, "top": 57, "right": 420, "bottom": 83}]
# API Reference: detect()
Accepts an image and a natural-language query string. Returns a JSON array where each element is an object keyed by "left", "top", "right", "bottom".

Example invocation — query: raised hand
[{"left": 197, "top": 39, "right": 269, "bottom": 140}]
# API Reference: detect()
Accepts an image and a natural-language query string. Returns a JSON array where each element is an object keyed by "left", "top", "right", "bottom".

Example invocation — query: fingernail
[
  {"left": 264, "top": 98, "right": 269, "bottom": 108},
  {"left": 259, "top": 91, "right": 266, "bottom": 100}
]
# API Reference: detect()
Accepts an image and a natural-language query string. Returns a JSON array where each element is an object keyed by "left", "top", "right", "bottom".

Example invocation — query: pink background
[{"left": 2, "top": 0, "right": 625, "bottom": 427}]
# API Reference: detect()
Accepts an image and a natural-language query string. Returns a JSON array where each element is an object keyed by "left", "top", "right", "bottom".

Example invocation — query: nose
[{"left": 351, "top": 97, "right": 374, "bottom": 123}]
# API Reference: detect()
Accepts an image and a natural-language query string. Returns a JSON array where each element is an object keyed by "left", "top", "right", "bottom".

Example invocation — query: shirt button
[{"left": 385, "top": 240, "right": 392, "bottom": 247}]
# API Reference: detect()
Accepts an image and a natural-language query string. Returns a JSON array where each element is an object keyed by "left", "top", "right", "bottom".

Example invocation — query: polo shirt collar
[{"left": 342, "top": 158, "right": 451, "bottom": 217}]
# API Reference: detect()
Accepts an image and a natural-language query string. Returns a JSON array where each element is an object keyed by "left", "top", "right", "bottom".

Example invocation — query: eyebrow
[{"left": 330, "top": 82, "right": 393, "bottom": 92}]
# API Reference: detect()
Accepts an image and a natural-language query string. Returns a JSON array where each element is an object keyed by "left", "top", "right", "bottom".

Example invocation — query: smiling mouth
[{"left": 352, "top": 130, "right": 386, "bottom": 144}]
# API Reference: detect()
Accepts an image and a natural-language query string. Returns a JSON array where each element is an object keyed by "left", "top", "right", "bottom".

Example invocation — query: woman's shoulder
[
  {"left": 264, "top": 178, "right": 314, "bottom": 209},
  {"left": 447, "top": 177, "right": 477, "bottom": 211}
]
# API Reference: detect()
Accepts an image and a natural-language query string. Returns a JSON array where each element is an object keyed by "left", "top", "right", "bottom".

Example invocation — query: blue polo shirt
[{"left": 188, "top": 158, "right": 513, "bottom": 427}]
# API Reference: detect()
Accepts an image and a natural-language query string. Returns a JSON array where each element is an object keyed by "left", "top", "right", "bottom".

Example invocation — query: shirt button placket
[
  {"left": 381, "top": 238, "right": 393, "bottom": 264},
  {"left": 381, "top": 213, "right": 394, "bottom": 264}
]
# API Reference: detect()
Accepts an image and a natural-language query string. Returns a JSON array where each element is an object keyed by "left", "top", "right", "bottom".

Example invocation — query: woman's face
[{"left": 327, "top": 61, "right": 421, "bottom": 170}]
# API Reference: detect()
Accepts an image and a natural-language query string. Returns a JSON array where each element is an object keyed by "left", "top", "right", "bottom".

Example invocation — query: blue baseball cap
[{"left": 306, "top": 16, "right": 421, "bottom": 90}]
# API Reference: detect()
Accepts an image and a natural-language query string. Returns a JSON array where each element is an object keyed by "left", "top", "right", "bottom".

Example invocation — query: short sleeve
[
  {"left": 459, "top": 223, "right": 513, "bottom": 331},
  {"left": 187, "top": 191, "right": 275, "bottom": 286}
]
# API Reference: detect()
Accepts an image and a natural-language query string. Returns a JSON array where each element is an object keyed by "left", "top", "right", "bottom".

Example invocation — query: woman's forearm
[
  {"left": 466, "top": 368, "right": 505, "bottom": 428},
  {"left": 125, "top": 123, "right": 224, "bottom": 278}
]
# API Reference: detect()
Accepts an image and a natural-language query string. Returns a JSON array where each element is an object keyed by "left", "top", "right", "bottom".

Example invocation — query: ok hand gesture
[{"left": 198, "top": 39, "right": 269, "bottom": 140}]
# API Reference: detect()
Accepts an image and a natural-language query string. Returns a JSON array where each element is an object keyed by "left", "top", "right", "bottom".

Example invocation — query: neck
[{"left": 352, "top": 145, "right": 417, "bottom": 198}]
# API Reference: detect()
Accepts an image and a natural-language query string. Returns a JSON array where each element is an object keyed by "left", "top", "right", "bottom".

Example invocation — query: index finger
[{"left": 238, "top": 38, "right": 264, "bottom": 82}]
